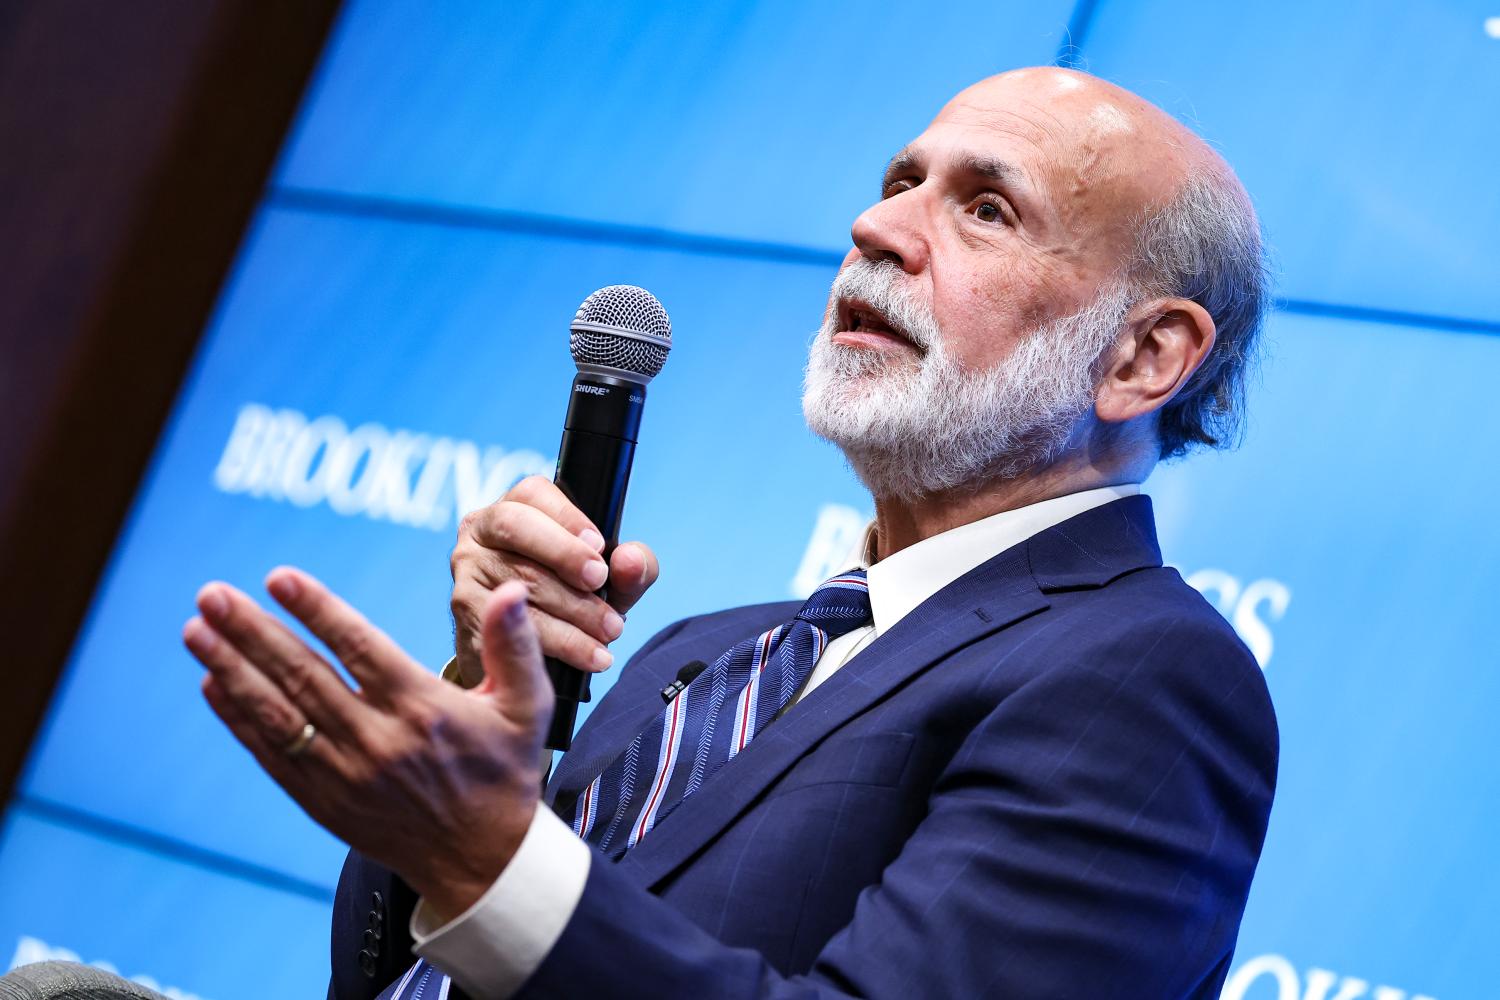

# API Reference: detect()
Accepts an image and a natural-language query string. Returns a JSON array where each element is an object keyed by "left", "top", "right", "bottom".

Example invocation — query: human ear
[{"left": 1095, "top": 298, "right": 1216, "bottom": 424}]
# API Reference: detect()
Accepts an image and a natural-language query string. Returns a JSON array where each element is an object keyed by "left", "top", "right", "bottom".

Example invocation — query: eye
[
  {"left": 971, "top": 199, "right": 1007, "bottom": 224},
  {"left": 882, "top": 177, "right": 918, "bottom": 199}
]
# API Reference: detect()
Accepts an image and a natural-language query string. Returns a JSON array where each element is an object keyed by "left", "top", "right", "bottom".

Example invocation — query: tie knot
[{"left": 795, "top": 570, "right": 872, "bottom": 639}]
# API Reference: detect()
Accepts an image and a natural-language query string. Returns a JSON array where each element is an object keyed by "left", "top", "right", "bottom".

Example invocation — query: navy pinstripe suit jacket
[{"left": 330, "top": 495, "right": 1278, "bottom": 999}]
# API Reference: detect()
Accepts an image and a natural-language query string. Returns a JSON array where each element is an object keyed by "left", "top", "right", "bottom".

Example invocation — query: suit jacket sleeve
[{"left": 516, "top": 613, "right": 1279, "bottom": 1000}]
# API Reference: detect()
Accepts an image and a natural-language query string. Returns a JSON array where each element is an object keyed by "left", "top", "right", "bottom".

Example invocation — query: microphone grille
[{"left": 570, "top": 285, "right": 672, "bottom": 382}]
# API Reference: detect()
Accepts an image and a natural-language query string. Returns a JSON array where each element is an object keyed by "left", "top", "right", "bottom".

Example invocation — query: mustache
[{"left": 828, "top": 259, "right": 940, "bottom": 351}]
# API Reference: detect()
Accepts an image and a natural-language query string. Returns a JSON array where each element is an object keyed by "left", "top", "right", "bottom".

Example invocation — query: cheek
[
  {"left": 1014, "top": 253, "right": 1089, "bottom": 328},
  {"left": 981, "top": 249, "right": 1097, "bottom": 337},
  {"left": 933, "top": 257, "right": 1061, "bottom": 370}
]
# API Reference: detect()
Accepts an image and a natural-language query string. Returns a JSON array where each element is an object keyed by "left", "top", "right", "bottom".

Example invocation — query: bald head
[
  {"left": 933, "top": 67, "right": 1247, "bottom": 274},
  {"left": 952, "top": 68, "right": 1213, "bottom": 169}
]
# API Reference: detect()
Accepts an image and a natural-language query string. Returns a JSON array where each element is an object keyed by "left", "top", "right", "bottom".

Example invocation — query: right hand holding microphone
[{"left": 449, "top": 475, "right": 659, "bottom": 686}]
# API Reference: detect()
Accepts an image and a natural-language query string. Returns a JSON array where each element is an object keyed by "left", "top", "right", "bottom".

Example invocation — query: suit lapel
[
  {"left": 615, "top": 544, "right": 1049, "bottom": 890},
  {"left": 578, "top": 494, "right": 1164, "bottom": 891}
]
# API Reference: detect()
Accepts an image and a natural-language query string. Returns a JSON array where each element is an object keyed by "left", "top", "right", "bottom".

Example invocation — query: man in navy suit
[{"left": 185, "top": 67, "right": 1277, "bottom": 998}]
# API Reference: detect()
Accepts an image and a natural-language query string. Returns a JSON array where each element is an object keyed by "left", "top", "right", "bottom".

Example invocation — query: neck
[{"left": 868, "top": 447, "right": 1144, "bottom": 562}]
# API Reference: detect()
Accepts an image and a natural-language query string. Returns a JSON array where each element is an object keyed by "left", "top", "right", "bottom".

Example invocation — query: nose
[{"left": 849, "top": 188, "right": 929, "bottom": 275}]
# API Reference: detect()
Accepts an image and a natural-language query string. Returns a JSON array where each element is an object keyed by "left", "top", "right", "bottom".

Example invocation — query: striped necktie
[
  {"left": 566, "top": 569, "right": 872, "bottom": 856},
  {"left": 377, "top": 961, "right": 452, "bottom": 1000},
  {"left": 379, "top": 570, "right": 871, "bottom": 998}
]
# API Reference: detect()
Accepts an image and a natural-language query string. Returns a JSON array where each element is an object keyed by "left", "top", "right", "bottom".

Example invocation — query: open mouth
[{"left": 834, "top": 299, "right": 924, "bottom": 353}]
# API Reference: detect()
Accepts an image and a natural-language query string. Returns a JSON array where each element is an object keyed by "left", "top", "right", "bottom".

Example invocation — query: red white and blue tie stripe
[
  {"left": 567, "top": 569, "right": 872, "bottom": 857},
  {"left": 379, "top": 570, "right": 871, "bottom": 998}
]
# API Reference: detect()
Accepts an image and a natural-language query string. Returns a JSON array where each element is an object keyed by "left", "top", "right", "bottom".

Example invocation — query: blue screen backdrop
[{"left": 3, "top": 2, "right": 1496, "bottom": 998}]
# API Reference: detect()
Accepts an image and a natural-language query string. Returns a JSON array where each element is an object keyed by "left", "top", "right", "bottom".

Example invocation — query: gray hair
[{"left": 1126, "top": 166, "right": 1272, "bottom": 459}]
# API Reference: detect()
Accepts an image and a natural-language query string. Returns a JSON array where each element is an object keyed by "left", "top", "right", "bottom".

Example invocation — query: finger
[
  {"left": 531, "top": 610, "right": 614, "bottom": 673},
  {"left": 503, "top": 475, "right": 599, "bottom": 541},
  {"left": 200, "top": 674, "right": 347, "bottom": 830},
  {"left": 201, "top": 673, "right": 299, "bottom": 779},
  {"left": 606, "top": 541, "right": 660, "bottom": 614},
  {"left": 479, "top": 582, "right": 554, "bottom": 724},
  {"left": 264, "top": 567, "right": 426, "bottom": 702},
  {"left": 453, "top": 574, "right": 620, "bottom": 659},
  {"left": 203, "top": 674, "right": 370, "bottom": 854},
  {"left": 184, "top": 615, "right": 337, "bottom": 757},
  {"left": 194, "top": 581, "right": 363, "bottom": 731},
  {"left": 484, "top": 548, "right": 625, "bottom": 641},
  {"left": 453, "top": 541, "right": 621, "bottom": 643},
  {"left": 462, "top": 499, "right": 609, "bottom": 593}
]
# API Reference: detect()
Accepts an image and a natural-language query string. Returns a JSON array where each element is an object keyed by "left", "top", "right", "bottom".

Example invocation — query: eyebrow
[
  {"left": 953, "top": 153, "right": 1023, "bottom": 186},
  {"left": 882, "top": 146, "right": 1025, "bottom": 189},
  {"left": 880, "top": 143, "right": 1043, "bottom": 230},
  {"left": 882, "top": 146, "right": 922, "bottom": 186}
]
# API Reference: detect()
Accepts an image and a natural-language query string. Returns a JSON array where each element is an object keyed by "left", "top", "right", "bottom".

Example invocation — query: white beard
[{"left": 801, "top": 259, "right": 1132, "bottom": 500}]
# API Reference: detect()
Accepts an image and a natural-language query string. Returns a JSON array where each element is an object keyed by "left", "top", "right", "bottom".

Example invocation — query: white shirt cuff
[{"left": 410, "top": 804, "right": 592, "bottom": 999}]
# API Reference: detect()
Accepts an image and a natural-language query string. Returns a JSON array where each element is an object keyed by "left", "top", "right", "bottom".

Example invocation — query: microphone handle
[{"left": 545, "top": 372, "right": 645, "bottom": 751}]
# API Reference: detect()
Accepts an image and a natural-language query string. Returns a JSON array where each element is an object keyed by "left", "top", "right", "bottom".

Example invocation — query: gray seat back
[{"left": 0, "top": 963, "right": 169, "bottom": 1000}]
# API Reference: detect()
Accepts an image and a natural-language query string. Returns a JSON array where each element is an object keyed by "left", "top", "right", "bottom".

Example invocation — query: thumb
[{"left": 479, "top": 581, "right": 553, "bottom": 726}]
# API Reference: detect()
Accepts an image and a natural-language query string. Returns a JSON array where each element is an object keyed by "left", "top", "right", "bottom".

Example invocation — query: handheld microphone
[{"left": 545, "top": 285, "right": 673, "bottom": 751}]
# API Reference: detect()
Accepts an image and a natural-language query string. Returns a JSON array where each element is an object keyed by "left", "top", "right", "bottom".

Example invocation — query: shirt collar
[{"left": 845, "top": 484, "right": 1142, "bottom": 636}]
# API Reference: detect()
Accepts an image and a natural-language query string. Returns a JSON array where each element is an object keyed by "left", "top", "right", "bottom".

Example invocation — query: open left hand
[{"left": 182, "top": 567, "right": 551, "bottom": 918}]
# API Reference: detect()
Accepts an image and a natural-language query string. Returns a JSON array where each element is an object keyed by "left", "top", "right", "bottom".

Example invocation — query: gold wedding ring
[{"left": 283, "top": 722, "right": 317, "bottom": 758}]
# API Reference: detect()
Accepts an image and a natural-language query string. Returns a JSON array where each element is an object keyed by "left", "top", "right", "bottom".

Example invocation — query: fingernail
[
  {"left": 591, "top": 647, "right": 614, "bottom": 671},
  {"left": 199, "top": 586, "right": 229, "bottom": 621},
  {"left": 579, "top": 528, "right": 605, "bottom": 552},
  {"left": 183, "top": 618, "right": 216, "bottom": 653},
  {"left": 582, "top": 559, "right": 608, "bottom": 590},
  {"left": 268, "top": 572, "right": 299, "bottom": 603},
  {"left": 602, "top": 609, "right": 625, "bottom": 641}
]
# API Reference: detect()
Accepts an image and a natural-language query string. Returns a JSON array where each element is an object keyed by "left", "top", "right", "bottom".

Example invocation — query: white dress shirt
[{"left": 411, "top": 484, "right": 1141, "bottom": 998}]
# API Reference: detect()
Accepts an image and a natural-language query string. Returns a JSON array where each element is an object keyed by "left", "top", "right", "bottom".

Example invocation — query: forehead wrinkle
[
  {"left": 971, "top": 115, "right": 1057, "bottom": 157},
  {"left": 943, "top": 96, "right": 1061, "bottom": 148}
]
